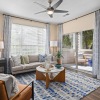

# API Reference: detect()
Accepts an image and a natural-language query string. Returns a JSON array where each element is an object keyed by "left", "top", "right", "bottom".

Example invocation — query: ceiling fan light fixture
[
  {"left": 47, "top": 10, "right": 54, "bottom": 15},
  {"left": 47, "top": 7, "right": 54, "bottom": 15}
]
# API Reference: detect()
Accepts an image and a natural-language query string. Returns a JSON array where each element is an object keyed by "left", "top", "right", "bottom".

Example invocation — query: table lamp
[
  {"left": 0, "top": 41, "right": 4, "bottom": 58},
  {"left": 50, "top": 41, "right": 57, "bottom": 55}
]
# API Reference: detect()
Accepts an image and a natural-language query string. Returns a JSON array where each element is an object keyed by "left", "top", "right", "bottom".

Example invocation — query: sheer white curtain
[
  {"left": 3, "top": 15, "right": 12, "bottom": 73},
  {"left": 93, "top": 10, "right": 100, "bottom": 79},
  {"left": 58, "top": 24, "right": 63, "bottom": 52},
  {"left": 45, "top": 24, "right": 50, "bottom": 55}
]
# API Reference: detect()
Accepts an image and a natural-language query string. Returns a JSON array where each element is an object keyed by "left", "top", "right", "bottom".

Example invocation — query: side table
[{"left": 0, "top": 58, "right": 7, "bottom": 73}]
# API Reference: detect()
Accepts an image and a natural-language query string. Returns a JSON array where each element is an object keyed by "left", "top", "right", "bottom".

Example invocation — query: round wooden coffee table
[{"left": 36, "top": 66, "right": 65, "bottom": 88}]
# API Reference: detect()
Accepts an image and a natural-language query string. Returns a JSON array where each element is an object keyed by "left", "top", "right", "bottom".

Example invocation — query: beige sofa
[{"left": 10, "top": 55, "right": 55, "bottom": 74}]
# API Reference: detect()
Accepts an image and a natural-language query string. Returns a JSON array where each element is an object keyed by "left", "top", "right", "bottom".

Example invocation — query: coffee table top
[{"left": 36, "top": 66, "right": 64, "bottom": 73}]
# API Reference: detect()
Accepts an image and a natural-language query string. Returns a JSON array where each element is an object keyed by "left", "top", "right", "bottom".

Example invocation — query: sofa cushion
[
  {"left": 11, "top": 56, "right": 21, "bottom": 66},
  {"left": 23, "top": 62, "right": 42, "bottom": 69},
  {"left": 12, "top": 66, "right": 23, "bottom": 72},
  {"left": 28, "top": 55, "right": 39, "bottom": 63}
]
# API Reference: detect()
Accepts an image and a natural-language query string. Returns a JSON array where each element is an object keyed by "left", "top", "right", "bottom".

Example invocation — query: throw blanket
[{"left": 0, "top": 74, "right": 19, "bottom": 99}]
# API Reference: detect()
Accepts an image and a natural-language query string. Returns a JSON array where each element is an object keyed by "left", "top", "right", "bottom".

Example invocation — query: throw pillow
[
  {"left": 21, "top": 55, "right": 29, "bottom": 64},
  {"left": 11, "top": 56, "right": 21, "bottom": 66},
  {"left": 21, "top": 56, "right": 25, "bottom": 64},
  {"left": 39, "top": 54, "right": 46, "bottom": 62},
  {"left": 24, "top": 55, "right": 29, "bottom": 64}
]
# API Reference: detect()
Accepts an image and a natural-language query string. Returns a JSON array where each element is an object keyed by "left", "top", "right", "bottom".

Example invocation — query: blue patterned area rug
[{"left": 15, "top": 70, "right": 100, "bottom": 100}]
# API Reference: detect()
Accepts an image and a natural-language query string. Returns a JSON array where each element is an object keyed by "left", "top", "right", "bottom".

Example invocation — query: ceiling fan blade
[
  {"left": 49, "top": 14, "right": 53, "bottom": 18},
  {"left": 34, "top": 10, "right": 47, "bottom": 14},
  {"left": 33, "top": 2, "right": 47, "bottom": 9},
  {"left": 54, "top": 10, "right": 68, "bottom": 13},
  {"left": 63, "top": 13, "right": 69, "bottom": 17},
  {"left": 52, "top": 0, "right": 63, "bottom": 9}
]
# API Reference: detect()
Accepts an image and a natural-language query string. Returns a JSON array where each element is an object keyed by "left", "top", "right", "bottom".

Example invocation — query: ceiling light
[
  {"left": 47, "top": 10, "right": 53, "bottom": 15},
  {"left": 47, "top": 8, "right": 54, "bottom": 15}
]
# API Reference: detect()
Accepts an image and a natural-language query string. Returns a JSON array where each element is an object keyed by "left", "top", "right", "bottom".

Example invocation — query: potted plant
[{"left": 56, "top": 51, "right": 63, "bottom": 65}]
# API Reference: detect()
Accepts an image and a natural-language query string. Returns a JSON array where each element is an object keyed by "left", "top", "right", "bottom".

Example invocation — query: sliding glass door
[
  {"left": 62, "top": 33, "right": 77, "bottom": 69},
  {"left": 62, "top": 30, "right": 93, "bottom": 74},
  {"left": 77, "top": 30, "right": 93, "bottom": 73}
]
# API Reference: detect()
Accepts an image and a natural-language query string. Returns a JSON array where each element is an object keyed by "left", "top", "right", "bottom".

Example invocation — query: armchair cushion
[
  {"left": 0, "top": 80, "right": 33, "bottom": 100},
  {"left": 0, "top": 74, "right": 19, "bottom": 99}
]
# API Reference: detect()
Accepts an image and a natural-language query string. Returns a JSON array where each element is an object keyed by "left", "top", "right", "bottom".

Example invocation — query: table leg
[
  {"left": 36, "top": 70, "right": 46, "bottom": 80},
  {"left": 53, "top": 69, "right": 65, "bottom": 82},
  {"left": 46, "top": 73, "right": 50, "bottom": 89}
]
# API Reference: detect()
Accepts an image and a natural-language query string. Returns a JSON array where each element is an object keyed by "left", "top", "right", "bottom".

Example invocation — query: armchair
[{"left": 0, "top": 80, "right": 34, "bottom": 100}]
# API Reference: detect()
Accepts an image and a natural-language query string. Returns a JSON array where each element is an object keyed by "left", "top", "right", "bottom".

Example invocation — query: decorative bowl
[{"left": 55, "top": 64, "right": 61, "bottom": 69}]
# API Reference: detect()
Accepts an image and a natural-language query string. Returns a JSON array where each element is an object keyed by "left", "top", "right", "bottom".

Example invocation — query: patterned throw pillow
[
  {"left": 39, "top": 54, "right": 46, "bottom": 62},
  {"left": 11, "top": 56, "right": 21, "bottom": 66}
]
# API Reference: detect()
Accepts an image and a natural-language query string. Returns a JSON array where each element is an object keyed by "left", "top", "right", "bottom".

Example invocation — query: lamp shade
[
  {"left": 50, "top": 41, "right": 57, "bottom": 47},
  {"left": 0, "top": 41, "right": 4, "bottom": 49}
]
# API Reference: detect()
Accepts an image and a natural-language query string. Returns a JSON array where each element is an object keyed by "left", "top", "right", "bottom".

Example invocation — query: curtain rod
[
  {"left": 63, "top": 9, "right": 100, "bottom": 24},
  {"left": 3, "top": 14, "right": 48, "bottom": 24}
]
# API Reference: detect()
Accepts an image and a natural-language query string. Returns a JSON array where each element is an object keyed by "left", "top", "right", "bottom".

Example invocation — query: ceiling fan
[{"left": 34, "top": 0, "right": 69, "bottom": 18}]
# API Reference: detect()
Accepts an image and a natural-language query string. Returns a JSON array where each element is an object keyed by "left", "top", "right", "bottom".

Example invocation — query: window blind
[{"left": 11, "top": 24, "right": 46, "bottom": 56}]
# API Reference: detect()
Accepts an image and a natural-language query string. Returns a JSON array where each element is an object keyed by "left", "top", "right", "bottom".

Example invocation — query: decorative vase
[{"left": 55, "top": 64, "right": 61, "bottom": 69}]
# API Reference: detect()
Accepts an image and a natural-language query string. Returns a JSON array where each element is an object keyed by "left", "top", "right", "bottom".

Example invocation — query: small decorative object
[
  {"left": 50, "top": 64, "right": 54, "bottom": 68},
  {"left": 40, "top": 64, "right": 45, "bottom": 68},
  {"left": 44, "top": 60, "right": 50, "bottom": 71},
  {"left": 55, "top": 51, "right": 63, "bottom": 64},
  {"left": 55, "top": 64, "right": 61, "bottom": 69}
]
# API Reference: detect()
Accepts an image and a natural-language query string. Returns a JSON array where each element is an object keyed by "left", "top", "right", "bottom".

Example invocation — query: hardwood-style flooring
[{"left": 82, "top": 87, "right": 100, "bottom": 100}]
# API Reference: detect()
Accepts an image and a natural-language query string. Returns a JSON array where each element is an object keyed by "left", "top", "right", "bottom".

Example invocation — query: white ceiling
[{"left": 0, "top": 0, "right": 100, "bottom": 24}]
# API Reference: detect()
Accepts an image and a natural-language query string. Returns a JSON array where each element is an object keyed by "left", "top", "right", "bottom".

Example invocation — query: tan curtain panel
[
  {"left": 11, "top": 17, "right": 46, "bottom": 28},
  {"left": 63, "top": 13, "right": 95, "bottom": 34}
]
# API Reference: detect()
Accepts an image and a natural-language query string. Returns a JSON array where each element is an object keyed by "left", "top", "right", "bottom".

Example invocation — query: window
[
  {"left": 79, "top": 30, "right": 93, "bottom": 49},
  {"left": 11, "top": 24, "right": 46, "bottom": 56},
  {"left": 62, "top": 33, "right": 75, "bottom": 49}
]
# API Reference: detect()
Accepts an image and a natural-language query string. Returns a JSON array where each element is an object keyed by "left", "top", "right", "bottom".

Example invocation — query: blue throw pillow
[{"left": 39, "top": 54, "right": 46, "bottom": 62}]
